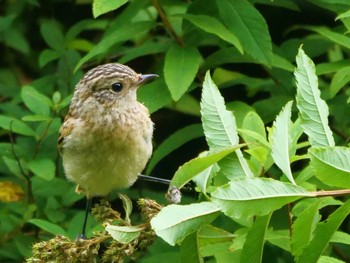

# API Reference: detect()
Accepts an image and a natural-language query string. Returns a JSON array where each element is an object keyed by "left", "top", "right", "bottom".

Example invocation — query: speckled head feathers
[{"left": 79, "top": 63, "right": 139, "bottom": 85}]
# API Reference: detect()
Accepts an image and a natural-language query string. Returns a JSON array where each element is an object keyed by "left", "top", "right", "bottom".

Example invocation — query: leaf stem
[
  {"left": 310, "top": 189, "right": 350, "bottom": 197},
  {"left": 151, "top": 0, "right": 185, "bottom": 47}
]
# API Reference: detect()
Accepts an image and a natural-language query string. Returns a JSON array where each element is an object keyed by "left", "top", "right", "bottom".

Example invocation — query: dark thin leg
[
  {"left": 78, "top": 197, "right": 92, "bottom": 240},
  {"left": 138, "top": 174, "right": 171, "bottom": 185},
  {"left": 138, "top": 174, "right": 194, "bottom": 192}
]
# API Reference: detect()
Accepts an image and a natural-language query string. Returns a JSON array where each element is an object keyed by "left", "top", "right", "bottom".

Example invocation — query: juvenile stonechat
[{"left": 58, "top": 63, "right": 157, "bottom": 238}]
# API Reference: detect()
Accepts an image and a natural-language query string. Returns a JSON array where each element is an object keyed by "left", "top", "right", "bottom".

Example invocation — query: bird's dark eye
[{"left": 111, "top": 82, "right": 123, "bottom": 92}]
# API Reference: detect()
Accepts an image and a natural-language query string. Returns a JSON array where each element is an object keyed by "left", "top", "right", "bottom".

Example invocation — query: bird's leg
[
  {"left": 138, "top": 174, "right": 171, "bottom": 185},
  {"left": 77, "top": 197, "right": 92, "bottom": 240}
]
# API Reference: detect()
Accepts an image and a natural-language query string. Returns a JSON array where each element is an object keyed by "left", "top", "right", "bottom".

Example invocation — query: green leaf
[
  {"left": 330, "top": 66, "right": 350, "bottom": 98},
  {"left": 0, "top": 14, "right": 15, "bottom": 32},
  {"left": 105, "top": 224, "right": 143, "bottom": 244},
  {"left": 309, "top": 146, "right": 350, "bottom": 188},
  {"left": 303, "top": 26, "right": 350, "bottom": 51},
  {"left": 197, "top": 225, "right": 234, "bottom": 257},
  {"left": 75, "top": 21, "right": 155, "bottom": 70},
  {"left": 40, "top": 20, "right": 65, "bottom": 51},
  {"left": 217, "top": 0, "right": 272, "bottom": 66},
  {"left": 183, "top": 14, "right": 243, "bottom": 53},
  {"left": 193, "top": 163, "right": 219, "bottom": 196},
  {"left": 171, "top": 145, "right": 242, "bottom": 189},
  {"left": 291, "top": 200, "right": 321, "bottom": 257},
  {"left": 93, "top": 0, "right": 128, "bottom": 18},
  {"left": 180, "top": 232, "right": 201, "bottom": 263},
  {"left": 151, "top": 202, "right": 220, "bottom": 246},
  {"left": 269, "top": 101, "right": 295, "bottom": 184},
  {"left": 147, "top": 124, "right": 203, "bottom": 174},
  {"left": 265, "top": 230, "right": 291, "bottom": 252},
  {"left": 336, "top": 9, "right": 350, "bottom": 20},
  {"left": 28, "top": 158, "right": 56, "bottom": 181},
  {"left": 119, "top": 40, "right": 170, "bottom": 64},
  {"left": 167, "top": 94, "right": 200, "bottom": 116},
  {"left": 28, "top": 219, "right": 67, "bottom": 236},
  {"left": 296, "top": 199, "right": 350, "bottom": 263},
  {"left": 22, "top": 115, "right": 52, "bottom": 122},
  {"left": 164, "top": 45, "right": 201, "bottom": 101},
  {"left": 201, "top": 71, "right": 254, "bottom": 178},
  {"left": 3, "top": 28, "right": 30, "bottom": 54},
  {"left": 0, "top": 116, "right": 36, "bottom": 136},
  {"left": 119, "top": 194, "right": 132, "bottom": 225},
  {"left": 240, "top": 213, "right": 271, "bottom": 263},
  {"left": 318, "top": 256, "right": 346, "bottom": 263},
  {"left": 39, "top": 49, "right": 61, "bottom": 68},
  {"left": 212, "top": 177, "right": 311, "bottom": 219},
  {"left": 138, "top": 78, "right": 172, "bottom": 114},
  {"left": 294, "top": 47, "right": 335, "bottom": 147},
  {"left": 21, "top": 86, "right": 52, "bottom": 116}
]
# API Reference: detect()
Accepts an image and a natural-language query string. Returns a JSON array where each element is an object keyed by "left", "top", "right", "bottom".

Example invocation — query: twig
[
  {"left": 9, "top": 121, "right": 34, "bottom": 203},
  {"left": 309, "top": 189, "right": 350, "bottom": 197},
  {"left": 151, "top": 0, "right": 185, "bottom": 47}
]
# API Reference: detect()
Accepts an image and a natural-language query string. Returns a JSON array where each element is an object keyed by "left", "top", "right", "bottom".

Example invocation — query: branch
[{"left": 151, "top": 0, "right": 185, "bottom": 47}]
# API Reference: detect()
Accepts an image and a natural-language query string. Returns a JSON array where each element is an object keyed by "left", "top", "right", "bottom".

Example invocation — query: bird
[{"left": 58, "top": 63, "right": 158, "bottom": 238}]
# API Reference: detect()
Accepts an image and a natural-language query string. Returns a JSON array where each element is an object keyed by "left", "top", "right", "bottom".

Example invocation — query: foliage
[{"left": 0, "top": 0, "right": 349, "bottom": 262}]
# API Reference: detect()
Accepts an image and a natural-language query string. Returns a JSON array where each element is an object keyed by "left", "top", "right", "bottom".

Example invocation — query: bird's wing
[{"left": 57, "top": 113, "right": 74, "bottom": 155}]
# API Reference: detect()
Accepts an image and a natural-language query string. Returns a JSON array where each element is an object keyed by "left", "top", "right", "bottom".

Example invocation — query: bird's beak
[{"left": 137, "top": 74, "right": 159, "bottom": 85}]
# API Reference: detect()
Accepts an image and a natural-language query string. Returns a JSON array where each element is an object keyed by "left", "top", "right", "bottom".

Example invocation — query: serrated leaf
[
  {"left": 171, "top": 145, "right": 242, "bottom": 189},
  {"left": 296, "top": 200, "right": 350, "bottom": 263},
  {"left": 309, "top": 146, "right": 350, "bottom": 188},
  {"left": 217, "top": 0, "right": 272, "bottom": 66},
  {"left": 21, "top": 86, "right": 52, "bottom": 116},
  {"left": 294, "top": 47, "right": 335, "bottom": 147},
  {"left": 28, "top": 219, "right": 67, "bottom": 236},
  {"left": 147, "top": 124, "right": 203, "bottom": 174},
  {"left": 183, "top": 14, "right": 243, "bottom": 53},
  {"left": 212, "top": 177, "right": 311, "bottom": 219},
  {"left": 164, "top": 45, "right": 201, "bottom": 101},
  {"left": 269, "top": 101, "right": 295, "bottom": 184},
  {"left": 0, "top": 115, "right": 36, "bottom": 136},
  {"left": 240, "top": 213, "right": 271, "bottom": 263},
  {"left": 151, "top": 202, "right": 220, "bottom": 246},
  {"left": 28, "top": 158, "right": 56, "bottom": 181},
  {"left": 93, "top": 0, "right": 128, "bottom": 18},
  {"left": 106, "top": 224, "right": 143, "bottom": 244},
  {"left": 201, "top": 71, "right": 254, "bottom": 178}
]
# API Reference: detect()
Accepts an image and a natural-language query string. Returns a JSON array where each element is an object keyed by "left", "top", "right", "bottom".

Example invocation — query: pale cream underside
[{"left": 62, "top": 105, "right": 153, "bottom": 197}]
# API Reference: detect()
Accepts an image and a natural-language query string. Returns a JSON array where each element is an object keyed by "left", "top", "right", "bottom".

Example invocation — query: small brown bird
[{"left": 58, "top": 63, "right": 157, "bottom": 238}]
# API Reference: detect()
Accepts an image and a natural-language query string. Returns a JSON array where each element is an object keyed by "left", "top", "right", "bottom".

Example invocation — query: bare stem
[{"left": 151, "top": 0, "right": 185, "bottom": 47}]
